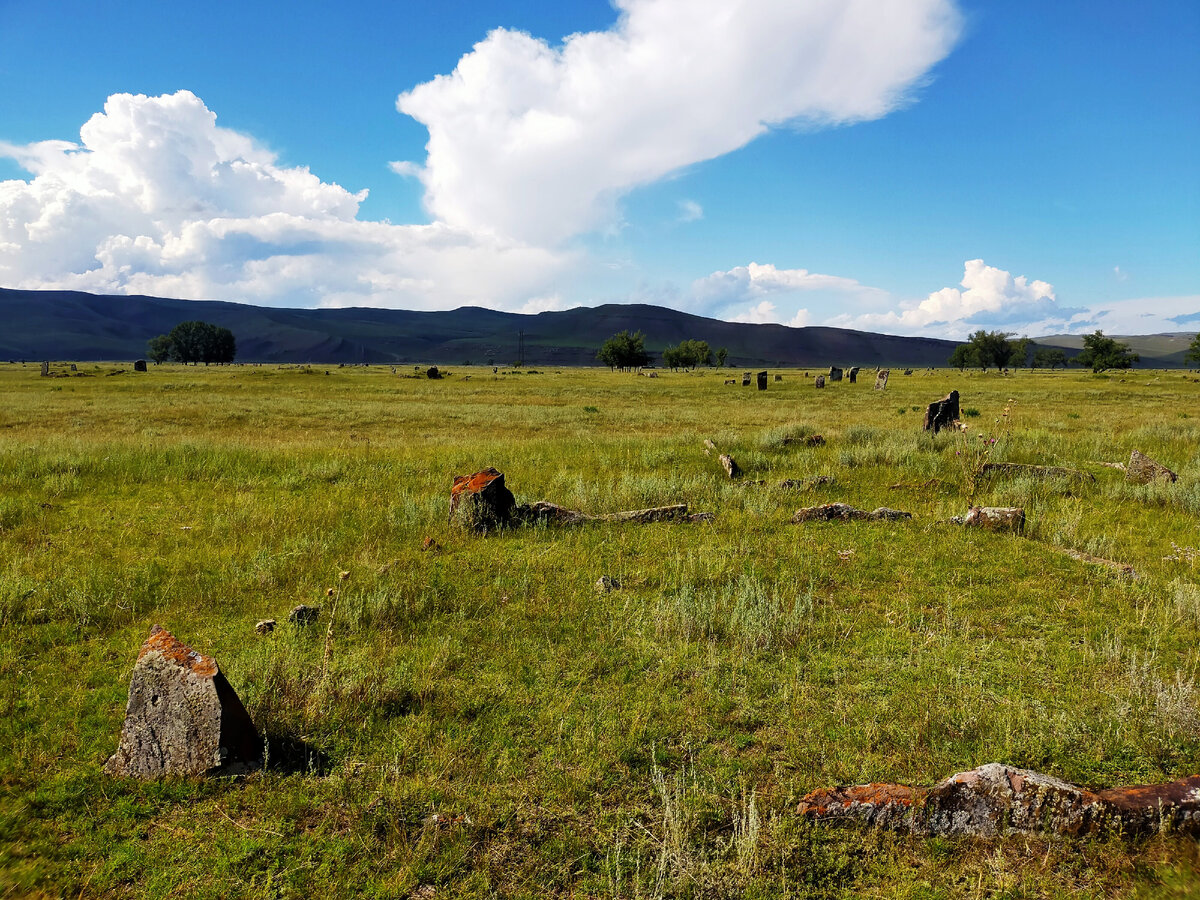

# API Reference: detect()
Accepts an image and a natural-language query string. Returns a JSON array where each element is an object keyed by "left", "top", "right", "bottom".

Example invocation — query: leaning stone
[
  {"left": 289, "top": 604, "right": 320, "bottom": 625},
  {"left": 828, "top": 366, "right": 843, "bottom": 382},
  {"left": 791, "top": 503, "right": 911, "bottom": 523},
  {"left": 448, "top": 467, "right": 516, "bottom": 532},
  {"left": 1126, "top": 449, "right": 1177, "bottom": 484},
  {"left": 922, "top": 390, "right": 960, "bottom": 433},
  {"left": 741, "top": 372, "right": 751, "bottom": 386},
  {"left": 104, "top": 625, "right": 261, "bottom": 778},
  {"left": 874, "top": 369, "right": 889, "bottom": 391},
  {"left": 963, "top": 506, "right": 1025, "bottom": 533},
  {"left": 254, "top": 619, "right": 276, "bottom": 634},
  {"left": 848, "top": 366, "right": 859, "bottom": 383},
  {"left": 719, "top": 454, "right": 741, "bottom": 479}
]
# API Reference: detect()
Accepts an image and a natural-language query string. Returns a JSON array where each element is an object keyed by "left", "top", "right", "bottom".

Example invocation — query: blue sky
[{"left": 1, "top": 0, "right": 1196, "bottom": 337}]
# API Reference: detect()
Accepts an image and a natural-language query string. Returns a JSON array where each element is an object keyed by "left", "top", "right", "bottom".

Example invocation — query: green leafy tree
[
  {"left": 1074, "top": 330, "right": 1138, "bottom": 372},
  {"left": 715, "top": 347, "right": 728, "bottom": 367},
  {"left": 165, "top": 321, "right": 237, "bottom": 365},
  {"left": 1032, "top": 347, "right": 1068, "bottom": 369},
  {"left": 1010, "top": 336, "right": 1034, "bottom": 368},
  {"left": 1186, "top": 332, "right": 1200, "bottom": 365},
  {"left": 146, "top": 334, "right": 173, "bottom": 364},
  {"left": 948, "top": 343, "right": 980, "bottom": 371},
  {"left": 948, "top": 330, "right": 1016, "bottom": 370},
  {"left": 597, "top": 330, "right": 650, "bottom": 370},
  {"left": 662, "top": 339, "right": 712, "bottom": 369}
]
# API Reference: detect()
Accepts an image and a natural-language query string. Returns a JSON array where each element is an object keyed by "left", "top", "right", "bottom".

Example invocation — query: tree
[
  {"left": 597, "top": 330, "right": 650, "bottom": 370},
  {"left": 1186, "top": 333, "right": 1200, "bottom": 366},
  {"left": 661, "top": 339, "right": 712, "bottom": 370},
  {"left": 151, "top": 321, "right": 237, "bottom": 365},
  {"left": 948, "top": 330, "right": 1016, "bottom": 370},
  {"left": 949, "top": 343, "right": 981, "bottom": 371},
  {"left": 715, "top": 347, "right": 728, "bottom": 367},
  {"left": 146, "top": 334, "right": 173, "bottom": 364},
  {"left": 1032, "top": 347, "right": 1068, "bottom": 369},
  {"left": 1074, "top": 330, "right": 1138, "bottom": 372},
  {"left": 1010, "top": 336, "right": 1034, "bottom": 368}
]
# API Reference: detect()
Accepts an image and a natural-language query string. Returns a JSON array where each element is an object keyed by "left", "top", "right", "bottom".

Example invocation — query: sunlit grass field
[{"left": 2, "top": 361, "right": 1199, "bottom": 898}]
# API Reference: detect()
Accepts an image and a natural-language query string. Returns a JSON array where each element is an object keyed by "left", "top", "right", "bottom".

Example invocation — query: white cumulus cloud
[
  {"left": 396, "top": 0, "right": 961, "bottom": 244},
  {"left": 690, "top": 261, "right": 884, "bottom": 324}
]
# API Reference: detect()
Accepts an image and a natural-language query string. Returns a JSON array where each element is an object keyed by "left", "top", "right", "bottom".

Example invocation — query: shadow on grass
[{"left": 263, "top": 731, "right": 333, "bottom": 776}]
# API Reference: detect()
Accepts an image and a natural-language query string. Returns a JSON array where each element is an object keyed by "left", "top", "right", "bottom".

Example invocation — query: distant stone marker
[
  {"left": 741, "top": 372, "right": 752, "bottom": 386},
  {"left": 774, "top": 374, "right": 782, "bottom": 382},
  {"left": 1126, "top": 449, "right": 1177, "bottom": 484},
  {"left": 104, "top": 625, "right": 261, "bottom": 778},
  {"left": 815, "top": 375, "right": 826, "bottom": 388},
  {"left": 40, "top": 361, "right": 49, "bottom": 377},
  {"left": 874, "top": 369, "right": 889, "bottom": 390},
  {"left": 922, "top": 390, "right": 960, "bottom": 434},
  {"left": 70, "top": 363, "right": 77, "bottom": 372},
  {"left": 426, "top": 366, "right": 440, "bottom": 379},
  {"left": 756, "top": 371, "right": 768, "bottom": 390},
  {"left": 133, "top": 359, "right": 147, "bottom": 372},
  {"left": 828, "top": 366, "right": 843, "bottom": 382},
  {"left": 848, "top": 366, "right": 859, "bottom": 383}
]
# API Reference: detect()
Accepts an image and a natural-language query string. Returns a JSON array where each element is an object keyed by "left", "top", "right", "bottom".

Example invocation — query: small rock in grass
[
  {"left": 254, "top": 619, "right": 276, "bottom": 634},
  {"left": 289, "top": 604, "right": 321, "bottom": 626},
  {"left": 963, "top": 506, "right": 1025, "bottom": 533},
  {"left": 1126, "top": 449, "right": 1177, "bottom": 484},
  {"left": 595, "top": 575, "right": 620, "bottom": 593}
]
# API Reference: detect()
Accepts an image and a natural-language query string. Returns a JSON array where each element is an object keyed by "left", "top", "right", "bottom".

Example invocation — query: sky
[{"left": 0, "top": 0, "right": 1197, "bottom": 338}]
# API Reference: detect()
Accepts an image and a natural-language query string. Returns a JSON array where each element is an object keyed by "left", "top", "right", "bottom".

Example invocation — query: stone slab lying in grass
[
  {"left": 791, "top": 503, "right": 911, "bottom": 523},
  {"left": 1126, "top": 449, "right": 1177, "bottom": 484},
  {"left": 797, "top": 763, "right": 1200, "bottom": 837},
  {"left": 981, "top": 462, "right": 1095, "bottom": 482},
  {"left": 105, "top": 625, "right": 261, "bottom": 779}
]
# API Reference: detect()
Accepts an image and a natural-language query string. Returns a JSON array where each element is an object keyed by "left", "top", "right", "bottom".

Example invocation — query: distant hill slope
[
  {"left": 3, "top": 286, "right": 961, "bottom": 366},
  {"left": 1035, "top": 332, "right": 1199, "bottom": 367}
]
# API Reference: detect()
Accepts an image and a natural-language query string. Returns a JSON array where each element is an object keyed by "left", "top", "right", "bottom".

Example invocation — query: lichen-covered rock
[
  {"left": 874, "top": 369, "right": 889, "bottom": 391},
  {"left": 719, "top": 454, "right": 741, "bottom": 479},
  {"left": 449, "top": 467, "right": 516, "bottom": 532},
  {"left": 815, "top": 375, "right": 826, "bottom": 389},
  {"left": 1126, "top": 449, "right": 1177, "bottom": 484},
  {"left": 288, "top": 604, "right": 320, "bottom": 625},
  {"left": 922, "top": 390, "right": 960, "bottom": 433},
  {"left": 254, "top": 619, "right": 275, "bottom": 634},
  {"left": 963, "top": 506, "right": 1025, "bottom": 533},
  {"left": 791, "top": 503, "right": 911, "bottom": 523},
  {"left": 104, "top": 625, "right": 261, "bottom": 778},
  {"left": 797, "top": 763, "right": 1200, "bottom": 837}
]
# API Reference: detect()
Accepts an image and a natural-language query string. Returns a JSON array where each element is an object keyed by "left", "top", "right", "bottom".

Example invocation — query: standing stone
[
  {"left": 848, "top": 367, "right": 859, "bottom": 383},
  {"left": 426, "top": 366, "right": 440, "bottom": 379},
  {"left": 1126, "top": 449, "right": 1177, "bottom": 484},
  {"left": 742, "top": 372, "right": 752, "bottom": 386},
  {"left": 922, "top": 390, "right": 960, "bottom": 434},
  {"left": 40, "top": 361, "right": 49, "bottom": 377},
  {"left": 134, "top": 359, "right": 147, "bottom": 372},
  {"left": 756, "top": 371, "right": 768, "bottom": 390},
  {"left": 104, "top": 625, "right": 261, "bottom": 778},
  {"left": 828, "top": 366, "right": 843, "bottom": 382},
  {"left": 448, "top": 467, "right": 516, "bottom": 532},
  {"left": 874, "top": 369, "right": 889, "bottom": 391},
  {"left": 815, "top": 375, "right": 826, "bottom": 388},
  {"left": 774, "top": 374, "right": 782, "bottom": 382},
  {"left": 719, "top": 454, "right": 741, "bottom": 479},
  {"left": 70, "top": 363, "right": 77, "bottom": 372}
]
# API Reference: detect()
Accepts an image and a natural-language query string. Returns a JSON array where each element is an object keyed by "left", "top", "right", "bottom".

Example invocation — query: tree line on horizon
[
  {"left": 147, "top": 321, "right": 237, "bottom": 365},
  {"left": 948, "top": 328, "right": 1200, "bottom": 372}
]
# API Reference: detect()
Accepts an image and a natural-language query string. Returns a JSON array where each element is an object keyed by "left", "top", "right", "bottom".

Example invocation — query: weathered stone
[
  {"left": 1055, "top": 547, "right": 1138, "bottom": 579},
  {"left": 741, "top": 372, "right": 751, "bottom": 386},
  {"left": 595, "top": 575, "right": 620, "bottom": 593},
  {"left": 724, "top": 379, "right": 736, "bottom": 385},
  {"left": 774, "top": 374, "right": 782, "bottom": 382},
  {"left": 254, "top": 619, "right": 276, "bottom": 634},
  {"left": 848, "top": 367, "right": 859, "bottom": 383},
  {"left": 922, "top": 390, "right": 960, "bottom": 434},
  {"left": 778, "top": 476, "right": 835, "bottom": 489},
  {"left": 757, "top": 371, "right": 768, "bottom": 390},
  {"left": 289, "top": 604, "right": 320, "bottom": 625},
  {"left": 798, "top": 763, "right": 1200, "bottom": 838},
  {"left": 133, "top": 359, "right": 147, "bottom": 372},
  {"left": 703, "top": 438, "right": 717, "bottom": 454},
  {"left": 70, "top": 363, "right": 77, "bottom": 372},
  {"left": 815, "top": 375, "right": 826, "bottom": 389},
  {"left": 426, "top": 366, "right": 440, "bottom": 379},
  {"left": 904, "top": 369, "right": 913, "bottom": 375},
  {"left": 791, "top": 503, "right": 911, "bottom": 523},
  {"left": 963, "top": 506, "right": 1025, "bottom": 533},
  {"left": 603, "top": 505, "right": 692, "bottom": 524},
  {"left": 40, "top": 360, "right": 49, "bottom": 376},
  {"left": 780, "top": 434, "right": 825, "bottom": 448},
  {"left": 828, "top": 366, "right": 843, "bottom": 382},
  {"left": 719, "top": 454, "right": 741, "bottom": 479},
  {"left": 981, "top": 463, "right": 1094, "bottom": 482},
  {"left": 449, "top": 467, "right": 516, "bottom": 532},
  {"left": 1126, "top": 449, "right": 1177, "bottom": 484},
  {"left": 518, "top": 501, "right": 591, "bottom": 526},
  {"left": 874, "top": 369, "right": 889, "bottom": 391},
  {"left": 104, "top": 625, "right": 261, "bottom": 778}
]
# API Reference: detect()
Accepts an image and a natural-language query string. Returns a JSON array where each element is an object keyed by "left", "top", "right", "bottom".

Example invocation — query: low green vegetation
[{"left": 1, "top": 363, "right": 1199, "bottom": 897}]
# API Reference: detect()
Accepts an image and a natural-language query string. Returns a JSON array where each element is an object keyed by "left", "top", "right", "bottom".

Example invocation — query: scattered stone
[
  {"left": 133, "top": 359, "right": 147, "bottom": 372},
  {"left": 448, "top": 468, "right": 516, "bottom": 532},
  {"left": 703, "top": 438, "right": 717, "bottom": 455},
  {"left": 1126, "top": 449, "right": 1177, "bottom": 484},
  {"left": 981, "top": 462, "right": 1095, "bottom": 482},
  {"left": 719, "top": 454, "right": 741, "bottom": 479},
  {"left": 828, "top": 366, "right": 843, "bottom": 382},
  {"left": 1055, "top": 547, "right": 1138, "bottom": 579},
  {"left": 874, "top": 369, "right": 889, "bottom": 391},
  {"left": 791, "top": 503, "right": 911, "bottom": 523},
  {"left": 520, "top": 501, "right": 592, "bottom": 526},
  {"left": 254, "top": 619, "right": 276, "bottom": 634},
  {"left": 421, "top": 536, "right": 441, "bottom": 551},
  {"left": 797, "top": 763, "right": 1200, "bottom": 838},
  {"left": 780, "top": 434, "right": 825, "bottom": 448},
  {"left": 1093, "top": 460, "right": 1127, "bottom": 472},
  {"left": 289, "top": 604, "right": 321, "bottom": 625},
  {"left": 922, "top": 390, "right": 960, "bottom": 434},
  {"left": 815, "top": 375, "right": 826, "bottom": 389},
  {"left": 603, "top": 505, "right": 694, "bottom": 524},
  {"left": 595, "top": 575, "right": 620, "bottom": 593},
  {"left": 69, "top": 363, "right": 77, "bottom": 372},
  {"left": 757, "top": 371, "right": 768, "bottom": 390},
  {"left": 774, "top": 374, "right": 782, "bottom": 382},
  {"left": 848, "top": 366, "right": 859, "bottom": 383},
  {"left": 724, "top": 378, "right": 736, "bottom": 385},
  {"left": 962, "top": 506, "right": 1025, "bottom": 533},
  {"left": 104, "top": 625, "right": 261, "bottom": 778},
  {"left": 904, "top": 369, "right": 913, "bottom": 375},
  {"left": 426, "top": 366, "right": 440, "bottom": 379},
  {"left": 778, "top": 476, "right": 835, "bottom": 489}
]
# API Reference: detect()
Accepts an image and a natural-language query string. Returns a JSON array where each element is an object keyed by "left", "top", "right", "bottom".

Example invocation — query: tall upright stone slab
[
  {"left": 874, "top": 369, "right": 889, "bottom": 390},
  {"left": 922, "top": 390, "right": 960, "bottom": 434},
  {"left": 448, "top": 467, "right": 516, "bottom": 532},
  {"left": 815, "top": 375, "right": 826, "bottom": 389},
  {"left": 756, "top": 371, "right": 768, "bottom": 390},
  {"left": 848, "top": 367, "right": 859, "bottom": 383},
  {"left": 828, "top": 366, "right": 843, "bottom": 382},
  {"left": 133, "top": 359, "right": 148, "bottom": 372},
  {"left": 40, "top": 361, "right": 49, "bottom": 377},
  {"left": 105, "top": 625, "right": 261, "bottom": 778},
  {"left": 741, "top": 372, "right": 752, "bottom": 386}
]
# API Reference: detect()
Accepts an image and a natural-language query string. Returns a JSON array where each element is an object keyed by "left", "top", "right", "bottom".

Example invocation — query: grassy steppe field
[{"left": 2, "top": 362, "right": 1199, "bottom": 898}]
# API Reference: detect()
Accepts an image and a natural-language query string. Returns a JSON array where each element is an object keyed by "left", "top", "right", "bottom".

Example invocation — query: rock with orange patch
[
  {"left": 104, "top": 625, "right": 261, "bottom": 778},
  {"left": 448, "top": 467, "right": 516, "bottom": 533}
]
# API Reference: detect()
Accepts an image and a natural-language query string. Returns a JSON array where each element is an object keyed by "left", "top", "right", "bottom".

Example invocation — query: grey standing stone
[
  {"left": 874, "top": 369, "right": 889, "bottom": 390},
  {"left": 815, "top": 375, "right": 826, "bottom": 388},
  {"left": 70, "top": 363, "right": 77, "bottom": 372},
  {"left": 104, "top": 625, "right": 261, "bottom": 778},
  {"left": 288, "top": 604, "right": 321, "bottom": 626},
  {"left": 40, "top": 361, "right": 49, "bottom": 376},
  {"left": 134, "top": 359, "right": 147, "bottom": 372},
  {"left": 1126, "top": 449, "right": 1177, "bottom": 484},
  {"left": 828, "top": 366, "right": 843, "bottom": 382},
  {"left": 756, "top": 371, "right": 768, "bottom": 390},
  {"left": 848, "top": 367, "right": 859, "bottom": 383},
  {"left": 922, "top": 390, "right": 960, "bottom": 433}
]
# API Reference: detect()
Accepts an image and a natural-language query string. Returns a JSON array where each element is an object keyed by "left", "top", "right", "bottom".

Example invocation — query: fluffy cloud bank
[
  {"left": 397, "top": 0, "right": 961, "bottom": 245},
  {"left": 0, "top": 91, "right": 564, "bottom": 308},
  {"left": 690, "top": 261, "right": 885, "bottom": 325}
]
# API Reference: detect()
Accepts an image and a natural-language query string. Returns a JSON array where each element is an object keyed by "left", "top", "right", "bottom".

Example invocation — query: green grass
[{"left": 1, "top": 363, "right": 1199, "bottom": 898}]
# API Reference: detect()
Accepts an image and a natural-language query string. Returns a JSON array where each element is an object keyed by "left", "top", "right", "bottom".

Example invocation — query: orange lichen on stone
[
  {"left": 136, "top": 624, "right": 217, "bottom": 678},
  {"left": 451, "top": 468, "right": 503, "bottom": 498}
]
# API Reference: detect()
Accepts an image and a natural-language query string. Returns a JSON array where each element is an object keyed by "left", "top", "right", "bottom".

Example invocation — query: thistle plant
[{"left": 955, "top": 398, "right": 1016, "bottom": 504}]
